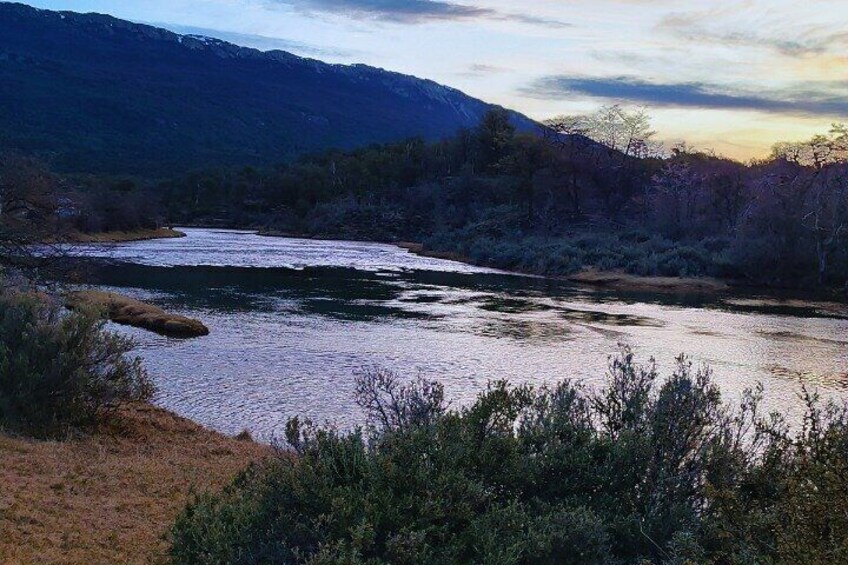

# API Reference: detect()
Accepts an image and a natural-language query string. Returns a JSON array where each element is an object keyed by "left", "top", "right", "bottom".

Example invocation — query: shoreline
[
  {"left": 119, "top": 226, "right": 844, "bottom": 299},
  {"left": 0, "top": 403, "right": 270, "bottom": 564},
  {"left": 253, "top": 229, "right": 844, "bottom": 298},
  {"left": 565, "top": 268, "right": 730, "bottom": 294},
  {"left": 256, "top": 232, "right": 730, "bottom": 294},
  {"left": 66, "top": 227, "right": 186, "bottom": 243}
]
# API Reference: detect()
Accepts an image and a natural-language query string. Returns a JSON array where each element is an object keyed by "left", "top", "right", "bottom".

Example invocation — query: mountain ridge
[{"left": 0, "top": 2, "right": 537, "bottom": 175}]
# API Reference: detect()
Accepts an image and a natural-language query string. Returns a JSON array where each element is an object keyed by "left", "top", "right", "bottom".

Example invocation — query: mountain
[{"left": 0, "top": 2, "right": 536, "bottom": 175}]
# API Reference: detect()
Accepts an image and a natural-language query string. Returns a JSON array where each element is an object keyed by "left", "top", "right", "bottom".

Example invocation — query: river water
[{"left": 72, "top": 228, "right": 848, "bottom": 441}]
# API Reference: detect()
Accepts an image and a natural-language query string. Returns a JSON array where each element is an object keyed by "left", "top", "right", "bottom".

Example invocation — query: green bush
[
  {"left": 170, "top": 350, "right": 848, "bottom": 563},
  {"left": 0, "top": 291, "right": 153, "bottom": 437}
]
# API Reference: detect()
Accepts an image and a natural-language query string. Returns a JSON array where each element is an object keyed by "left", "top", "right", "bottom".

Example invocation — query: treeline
[
  {"left": 4, "top": 107, "right": 847, "bottom": 289},
  {"left": 157, "top": 107, "right": 848, "bottom": 289},
  {"left": 0, "top": 153, "right": 165, "bottom": 241}
]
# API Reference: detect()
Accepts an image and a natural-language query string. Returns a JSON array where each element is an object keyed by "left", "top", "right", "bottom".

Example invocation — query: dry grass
[
  {"left": 66, "top": 228, "right": 185, "bottom": 243},
  {"left": 724, "top": 297, "right": 848, "bottom": 318},
  {"left": 396, "top": 241, "right": 471, "bottom": 263},
  {"left": 66, "top": 291, "right": 210, "bottom": 338},
  {"left": 568, "top": 268, "right": 729, "bottom": 293},
  {"left": 0, "top": 403, "right": 271, "bottom": 564}
]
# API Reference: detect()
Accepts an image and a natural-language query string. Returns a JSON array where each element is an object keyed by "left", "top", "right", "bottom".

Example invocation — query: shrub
[
  {"left": 0, "top": 291, "right": 153, "bottom": 437},
  {"left": 171, "top": 349, "right": 848, "bottom": 563}
]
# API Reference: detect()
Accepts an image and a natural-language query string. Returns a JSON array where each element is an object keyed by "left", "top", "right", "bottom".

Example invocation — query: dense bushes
[
  {"left": 429, "top": 229, "right": 722, "bottom": 278},
  {"left": 170, "top": 350, "right": 848, "bottom": 563},
  {"left": 0, "top": 291, "right": 153, "bottom": 437}
]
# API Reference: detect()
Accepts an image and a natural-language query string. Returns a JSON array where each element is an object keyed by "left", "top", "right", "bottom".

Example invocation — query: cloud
[
  {"left": 269, "top": 0, "right": 571, "bottom": 27},
  {"left": 523, "top": 76, "right": 848, "bottom": 117},
  {"left": 456, "top": 63, "right": 510, "bottom": 76},
  {"left": 658, "top": 10, "right": 848, "bottom": 57},
  {"left": 498, "top": 13, "right": 572, "bottom": 29}
]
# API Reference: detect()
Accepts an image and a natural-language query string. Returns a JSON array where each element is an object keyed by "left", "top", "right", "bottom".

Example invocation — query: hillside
[{"left": 0, "top": 2, "right": 535, "bottom": 175}]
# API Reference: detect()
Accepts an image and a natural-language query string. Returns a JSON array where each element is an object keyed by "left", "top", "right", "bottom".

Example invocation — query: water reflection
[{"left": 75, "top": 229, "right": 848, "bottom": 441}]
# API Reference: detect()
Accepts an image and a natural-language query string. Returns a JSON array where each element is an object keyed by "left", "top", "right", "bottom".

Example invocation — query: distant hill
[{"left": 0, "top": 2, "right": 537, "bottom": 175}]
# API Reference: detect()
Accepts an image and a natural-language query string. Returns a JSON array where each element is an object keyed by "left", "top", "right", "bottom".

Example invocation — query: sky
[{"left": 22, "top": 0, "right": 848, "bottom": 160}]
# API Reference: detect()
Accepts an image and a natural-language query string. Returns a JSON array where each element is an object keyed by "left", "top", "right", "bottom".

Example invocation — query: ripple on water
[{"left": 81, "top": 229, "right": 848, "bottom": 441}]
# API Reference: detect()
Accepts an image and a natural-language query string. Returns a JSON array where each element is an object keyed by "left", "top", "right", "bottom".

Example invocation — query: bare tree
[
  {"left": 596, "top": 105, "right": 657, "bottom": 158},
  {"left": 803, "top": 165, "right": 848, "bottom": 284},
  {"left": 771, "top": 124, "right": 848, "bottom": 170},
  {"left": 547, "top": 105, "right": 662, "bottom": 218},
  {"left": 354, "top": 368, "right": 448, "bottom": 435},
  {"left": 0, "top": 153, "right": 63, "bottom": 281},
  {"left": 650, "top": 159, "right": 702, "bottom": 238},
  {"left": 770, "top": 127, "right": 848, "bottom": 283}
]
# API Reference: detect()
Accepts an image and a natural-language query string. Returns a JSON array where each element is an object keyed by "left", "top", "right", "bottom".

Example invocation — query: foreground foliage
[
  {"left": 170, "top": 352, "right": 848, "bottom": 564},
  {"left": 0, "top": 291, "right": 153, "bottom": 437}
]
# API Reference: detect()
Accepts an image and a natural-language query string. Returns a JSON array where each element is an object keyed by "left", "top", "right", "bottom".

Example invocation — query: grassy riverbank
[
  {"left": 397, "top": 239, "right": 732, "bottom": 293},
  {"left": 66, "top": 228, "right": 185, "bottom": 243},
  {"left": 66, "top": 290, "right": 209, "bottom": 338},
  {"left": 0, "top": 403, "right": 269, "bottom": 564}
]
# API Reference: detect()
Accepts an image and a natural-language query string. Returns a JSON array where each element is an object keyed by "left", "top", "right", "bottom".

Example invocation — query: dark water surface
[{"left": 72, "top": 228, "right": 848, "bottom": 440}]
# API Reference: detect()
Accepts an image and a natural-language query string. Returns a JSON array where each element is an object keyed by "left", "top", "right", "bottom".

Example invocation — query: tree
[
  {"left": 803, "top": 165, "right": 848, "bottom": 284},
  {"left": 542, "top": 116, "right": 593, "bottom": 218},
  {"left": 771, "top": 124, "right": 848, "bottom": 169},
  {"left": 0, "top": 153, "right": 61, "bottom": 279},
  {"left": 546, "top": 105, "right": 662, "bottom": 218},
  {"left": 586, "top": 105, "right": 661, "bottom": 159},
  {"left": 501, "top": 137, "right": 549, "bottom": 228},
  {"left": 770, "top": 127, "right": 848, "bottom": 283},
  {"left": 650, "top": 158, "right": 702, "bottom": 238},
  {"left": 649, "top": 149, "right": 746, "bottom": 238},
  {"left": 475, "top": 108, "right": 516, "bottom": 173}
]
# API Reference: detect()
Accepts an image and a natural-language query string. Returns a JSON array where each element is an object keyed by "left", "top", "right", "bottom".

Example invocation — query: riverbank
[
  {"left": 66, "top": 290, "right": 210, "bottom": 338},
  {"left": 67, "top": 228, "right": 185, "bottom": 243},
  {"left": 398, "top": 241, "right": 732, "bottom": 294},
  {"left": 0, "top": 403, "right": 270, "bottom": 564},
  {"left": 566, "top": 268, "right": 730, "bottom": 293},
  {"left": 259, "top": 231, "right": 842, "bottom": 297},
  {"left": 208, "top": 227, "right": 848, "bottom": 301}
]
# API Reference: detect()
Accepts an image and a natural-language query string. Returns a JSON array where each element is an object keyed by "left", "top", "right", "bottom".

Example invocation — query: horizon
[{"left": 17, "top": 0, "right": 848, "bottom": 161}]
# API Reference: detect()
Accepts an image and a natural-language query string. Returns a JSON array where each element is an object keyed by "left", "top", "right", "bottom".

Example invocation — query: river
[{"left": 72, "top": 228, "right": 848, "bottom": 441}]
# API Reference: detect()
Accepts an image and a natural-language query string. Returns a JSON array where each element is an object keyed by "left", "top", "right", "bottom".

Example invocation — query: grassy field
[{"left": 0, "top": 404, "right": 269, "bottom": 564}]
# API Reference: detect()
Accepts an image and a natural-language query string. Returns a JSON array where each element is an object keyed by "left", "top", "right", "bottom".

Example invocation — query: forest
[{"left": 3, "top": 106, "right": 847, "bottom": 290}]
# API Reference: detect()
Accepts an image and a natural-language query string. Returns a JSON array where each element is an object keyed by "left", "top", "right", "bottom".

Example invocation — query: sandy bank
[{"left": 66, "top": 290, "right": 210, "bottom": 338}]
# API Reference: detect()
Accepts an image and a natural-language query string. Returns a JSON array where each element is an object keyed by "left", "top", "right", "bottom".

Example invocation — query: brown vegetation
[
  {"left": 66, "top": 290, "right": 210, "bottom": 338},
  {"left": 0, "top": 403, "right": 270, "bottom": 564},
  {"left": 66, "top": 228, "right": 185, "bottom": 243},
  {"left": 396, "top": 241, "right": 471, "bottom": 263},
  {"left": 568, "top": 268, "right": 729, "bottom": 293},
  {"left": 724, "top": 297, "right": 848, "bottom": 318}
]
